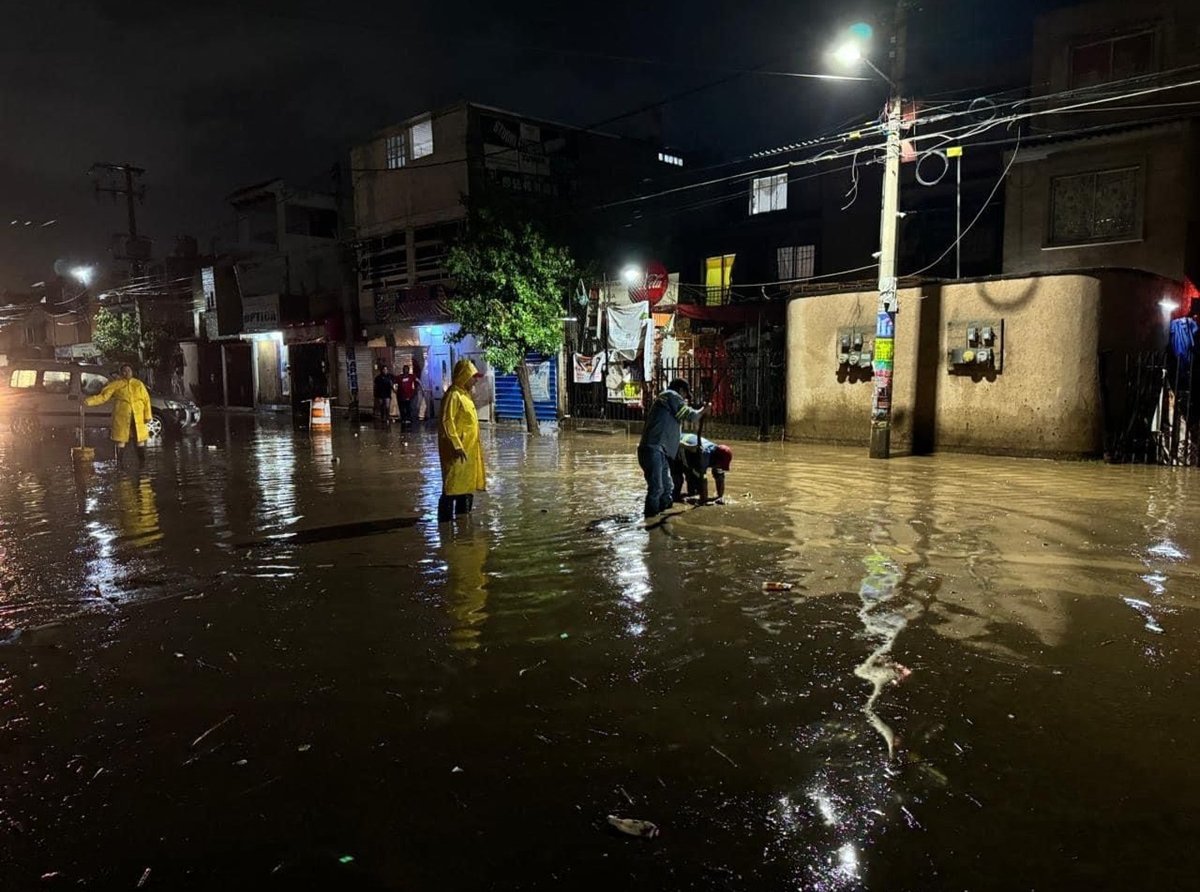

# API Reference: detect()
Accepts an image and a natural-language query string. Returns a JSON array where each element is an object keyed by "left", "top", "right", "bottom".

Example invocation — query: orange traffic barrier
[{"left": 309, "top": 397, "right": 332, "bottom": 430}]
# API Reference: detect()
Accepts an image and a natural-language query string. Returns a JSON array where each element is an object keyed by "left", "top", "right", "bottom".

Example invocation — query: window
[
  {"left": 385, "top": 133, "right": 407, "bottom": 169},
  {"left": 410, "top": 117, "right": 434, "bottom": 160},
  {"left": 42, "top": 370, "right": 71, "bottom": 394},
  {"left": 1049, "top": 167, "right": 1141, "bottom": 246},
  {"left": 201, "top": 266, "right": 216, "bottom": 311},
  {"left": 657, "top": 151, "right": 683, "bottom": 167},
  {"left": 704, "top": 254, "right": 736, "bottom": 306},
  {"left": 776, "top": 245, "right": 816, "bottom": 281},
  {"left": 81, "top": 373, "right": 108, "bottom": 396},
  {"left": 1070, "top": 31, "right": 1155, "bottom": 88},
  {"left": 9, "top": 369, "right": 36, "bottom": 388},
  {"left": 750, "top": 173, "right": 787, "bottom": 214},
  {"left": 23, "top": 322, "right": 44, "bottom": 345}
]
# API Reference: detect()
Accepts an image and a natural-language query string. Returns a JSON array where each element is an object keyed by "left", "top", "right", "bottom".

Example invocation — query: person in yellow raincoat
[
  {"left": 437, "top": 358, "right": 486, "bottom": 522},
  {"left": 85, "top": 364, "right": 153, "bottom": 464}
]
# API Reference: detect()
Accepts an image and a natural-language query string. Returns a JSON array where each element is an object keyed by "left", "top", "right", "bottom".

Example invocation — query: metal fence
[
  {"left": 566, "top": 348, "right": 786, "bottom": 440},
  {"left": 1101, "top": 350, "right": 1197, "bottom": 466}
]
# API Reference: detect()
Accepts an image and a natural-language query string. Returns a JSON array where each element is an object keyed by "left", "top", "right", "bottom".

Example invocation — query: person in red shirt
[{"left": 395, "top": 364, "right": 419, "bottom": 429}]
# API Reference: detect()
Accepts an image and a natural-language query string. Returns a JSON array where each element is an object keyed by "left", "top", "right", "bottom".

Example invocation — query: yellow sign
[
  {"left": 947, "top": 146, "right": 963, "bottom": 158},
  {"left": 874, "top": 337, "right": 894, "bottom": 362}
]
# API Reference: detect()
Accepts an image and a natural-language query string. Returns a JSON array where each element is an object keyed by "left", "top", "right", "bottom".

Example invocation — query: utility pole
[
  {"left": 868, "top": 3, "right": 907, "bottom": 460},
  {"left": 91, "top": 162, "right": 147, "bottom": 355}
]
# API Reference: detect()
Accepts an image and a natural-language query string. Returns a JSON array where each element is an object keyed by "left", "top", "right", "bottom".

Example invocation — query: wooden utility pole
[{"left": 868, "top": 3, "right": 907, "bottom": 459}]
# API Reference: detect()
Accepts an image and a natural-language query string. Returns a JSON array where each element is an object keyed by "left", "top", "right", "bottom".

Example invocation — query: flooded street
[{"left": 1, "top": 417, "right": 1198, "bottom": 890}]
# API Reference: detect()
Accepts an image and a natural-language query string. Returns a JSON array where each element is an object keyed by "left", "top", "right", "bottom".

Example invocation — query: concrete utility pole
[
  {"left": 868, "top": 3, "right": 907, "bottom": 460},
  {"left": 91, "top": 162, "right": 148, "bottom": 351}
]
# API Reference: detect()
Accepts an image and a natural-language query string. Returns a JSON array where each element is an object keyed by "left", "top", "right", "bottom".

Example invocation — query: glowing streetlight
[
  {"left": 831, "top": 41, "right": 863, "bottom": 67},
  {"left": 69, "top": 265, "right": 95, "bottom": 286},
  {"left": 621, "top": 265, "right": 643, "bottom": 286}
]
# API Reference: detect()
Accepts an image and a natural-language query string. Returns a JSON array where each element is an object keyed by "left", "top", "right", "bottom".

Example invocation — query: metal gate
[{"left": 1101, "top": 350, "right": 1197, "bottom": 466}]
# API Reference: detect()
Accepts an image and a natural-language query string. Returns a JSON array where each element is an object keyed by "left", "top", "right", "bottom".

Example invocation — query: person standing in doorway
[
  {"left": 86, "top": 364, "right": 153, "bottom": 466},
  {"left": 395, "top": 364, "right": 418, "bottom": 430},
  {"left": 437, "top": 359, "right": 486, "bottom": 523},
  {"left": 637, "top": 378, "right": 706, "bottom": 518},
  {"left": 373, "top": 364, "right": 394, "bottom": 424}
]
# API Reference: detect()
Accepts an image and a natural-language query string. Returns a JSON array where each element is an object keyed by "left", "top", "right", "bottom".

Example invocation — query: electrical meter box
[
  {"left": 836, "top": 327, "right": 875, "bottom": 370},
  {"left": 948, "top": 319, "right": 1003, "bottom": 373}
]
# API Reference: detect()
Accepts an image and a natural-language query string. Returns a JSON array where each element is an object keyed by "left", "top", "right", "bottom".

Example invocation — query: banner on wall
[{"left": 528, "top": 361, "right": 551, "bottom": 402}]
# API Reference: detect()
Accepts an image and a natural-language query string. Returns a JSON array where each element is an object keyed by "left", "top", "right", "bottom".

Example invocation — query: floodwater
[{"left": 1, "top": 417, "right": 1198, "bottom": 890}]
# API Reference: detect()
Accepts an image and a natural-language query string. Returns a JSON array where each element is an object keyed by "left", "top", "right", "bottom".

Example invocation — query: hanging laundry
[
  {"left": 641, "top": 318, "right": 655, "bottom": 381},
  {"left": 1170, "top": 316, "right": 1197, "bottom": 363},
  {"left": 607, "top": 303, "right": 649, "bottom": 361},
  {"left": 573, "top": 353, "right": 606, "bottom": 384}
]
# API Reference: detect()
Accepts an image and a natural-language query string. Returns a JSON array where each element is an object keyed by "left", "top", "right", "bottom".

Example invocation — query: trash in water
[
  {"left": 338, "top": 855, "right": 355, "bottom": 865},
  {"left": 451, "top": 766, "right": 464, "bottom": 774},
  {"left": 761, "top": 582, "right": 793, "bottom": 592},
  {"left": 297, "top": 744, "right": 311, "bottom": 753},
  {"left": 606, "top": 815, "right": 660, "bottom": 838},
  {"left": 559, "top": 632, "right": 569, "bottom": 639},
  {"left": 137, "top": 867, "right": 152, "bottom": 887}
]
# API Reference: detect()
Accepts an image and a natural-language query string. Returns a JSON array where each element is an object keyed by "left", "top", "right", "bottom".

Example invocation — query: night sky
[{"left": 1, "top": 0, "right": 1066, "bottom": 292}]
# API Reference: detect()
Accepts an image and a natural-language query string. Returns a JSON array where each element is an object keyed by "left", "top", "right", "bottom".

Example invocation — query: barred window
[
  {"left": 1049, "top": 167, "right": 1140, "bottom": 246},
  {"left": 775, "top": 245, "right": 815, "bottom": 280}
]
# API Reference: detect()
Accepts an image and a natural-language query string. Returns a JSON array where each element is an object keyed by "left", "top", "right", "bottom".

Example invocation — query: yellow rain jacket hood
[
  {"left": 437, "top": 359, "right": 486, "bottom": 496},
  {"left": 85, "top": 376, "right": 153, "bottom": 444}
]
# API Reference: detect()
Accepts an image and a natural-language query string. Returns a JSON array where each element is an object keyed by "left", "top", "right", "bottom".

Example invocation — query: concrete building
[
  {"left": 0, "top": 288, "right": 94, "bottom": 366},
  {"left": 1002, "top": 0, "right": 1200, "bottom": 283},
  {"left": 786, "top": 270, "right": 1178, "bottom": 458},
  {"left": 191, "top": 179, "right": 349, "bottom": 414},
  {"left": 350, "top": 101, "right": 668, "bottom": 422}
]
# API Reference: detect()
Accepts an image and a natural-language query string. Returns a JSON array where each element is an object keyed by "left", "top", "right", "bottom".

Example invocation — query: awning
[
  {"left": 376, "top": 298, "right": 453, "bottom": 325},
  {"left": 673, "top": 302, "right": 785, "bottom": 324}
]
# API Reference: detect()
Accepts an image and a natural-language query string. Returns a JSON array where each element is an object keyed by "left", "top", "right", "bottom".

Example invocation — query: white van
[{"left": 0, "top": 360, "right": 201, "bottom": 436}]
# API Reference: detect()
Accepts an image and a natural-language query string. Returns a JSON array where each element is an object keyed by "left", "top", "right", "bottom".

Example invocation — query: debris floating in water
[
  {"left": 338, "top": 855, "right": 355, "bottom": 864},
  {"left": 136, "top": 867, "right": 152, "bottom": 887},
  {"left": 606, "top": 815, "right": 660, "bottom": 838},
  {"left": 761, "top": 581, "right": 793, "bottom": 592},
  {"left": 191, "top": 714, "right": 234, "bottom": 748}
]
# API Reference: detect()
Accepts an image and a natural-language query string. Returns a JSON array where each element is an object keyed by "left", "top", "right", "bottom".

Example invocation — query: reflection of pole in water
[{"left": 854, "top": 551, "right": 905, "bottom": 758}]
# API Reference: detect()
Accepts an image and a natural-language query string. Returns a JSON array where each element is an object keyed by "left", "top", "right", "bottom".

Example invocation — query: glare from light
[
  {"left": 621, "top": 265, "right": 643, "bottom": 286},
  {"left": 832, "top": 41, "right": 863, "bottom": 67},
  {"left": 70, "top": 265, "right": 96, "bottom": 286}
]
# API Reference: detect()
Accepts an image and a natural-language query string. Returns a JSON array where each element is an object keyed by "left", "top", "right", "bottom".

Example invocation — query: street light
[
  {"left": 829, "top": 17, "right": 904, "bottom": 459},
  {"left": 621, "top": 265, "right": 643, "bottom": 286},
  {"left": 69, "top": 265, "right": 95, "bottom": 286}
]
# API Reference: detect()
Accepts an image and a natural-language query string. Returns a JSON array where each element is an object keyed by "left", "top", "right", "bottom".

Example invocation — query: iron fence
[
  {"left": 566, "top": 348, "right": 785, "bottom": 440},
  {"left": 1101, "top": 350, "right": 1197, "bottom": 466}
]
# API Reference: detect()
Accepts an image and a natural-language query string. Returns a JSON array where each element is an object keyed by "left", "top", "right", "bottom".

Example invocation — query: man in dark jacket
[
  {"left": 637, "top": 379, "right": 706, "bottom": 517},
  {"left": 373, "top": 365, "right": 395, "bottom": 423}
]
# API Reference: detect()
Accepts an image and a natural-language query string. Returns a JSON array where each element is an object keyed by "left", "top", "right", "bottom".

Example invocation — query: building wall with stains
[{"left": 786, "top": 271, "right": 1176, "bottom": 457}]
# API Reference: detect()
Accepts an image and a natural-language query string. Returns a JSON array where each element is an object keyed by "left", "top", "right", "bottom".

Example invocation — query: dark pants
[
  {"left": 375, "top": 397, "right": 391, "bottom": 422},
  {"left": 438, "top": 493, "right": 474, "bottom": 523},
  {"left": 637, "top": 446, "right": 673, "bottom": 518},
  {"left": 399, "top": 398, "right": 414, "bottom": 427}
]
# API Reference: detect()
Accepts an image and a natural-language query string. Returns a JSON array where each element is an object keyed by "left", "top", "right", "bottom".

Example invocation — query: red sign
[{"left": 630, "top": 261, "right": 669, "bottom": 306}]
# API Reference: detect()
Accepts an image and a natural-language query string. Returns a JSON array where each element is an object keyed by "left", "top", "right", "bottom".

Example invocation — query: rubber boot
[
  {"left": 455, "top": 494, "right": 473, "bottom": 515},
  {"left": 437, "top": 495, "right": 455, "bottom": 523}
]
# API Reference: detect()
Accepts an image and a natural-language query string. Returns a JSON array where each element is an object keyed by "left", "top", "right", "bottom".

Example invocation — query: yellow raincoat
[
  {"left": 438, "top": 359, "right": 486, "bottom": 496},
  {"left": 86, "top": 377, "right": 153, "bottom": 444}
]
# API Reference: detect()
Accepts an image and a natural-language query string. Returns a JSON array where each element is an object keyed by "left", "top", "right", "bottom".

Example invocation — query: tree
[
  {"left": 447, "top": 207, "right": 578, "bottom": 435},
  {"left": 91, "top": 308, "right": 142, "bottom": 367}
]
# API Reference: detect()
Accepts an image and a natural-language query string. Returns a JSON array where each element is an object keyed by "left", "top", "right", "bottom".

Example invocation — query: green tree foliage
[
  {"left": 91, "top": 308, "right": 142, "bottom": 366},
  {"left": 447, "top": 208, "right": 578, "bottom": 433}
]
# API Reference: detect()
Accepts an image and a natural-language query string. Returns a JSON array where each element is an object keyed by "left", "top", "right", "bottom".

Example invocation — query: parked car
[{"left": 0, "top": 360, "right": 200, "bottom": 437}]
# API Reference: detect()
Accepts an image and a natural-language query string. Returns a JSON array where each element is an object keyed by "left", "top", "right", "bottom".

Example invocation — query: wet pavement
[{"left": 1, "top": 416, "right": 1198, "bottom": 890}]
